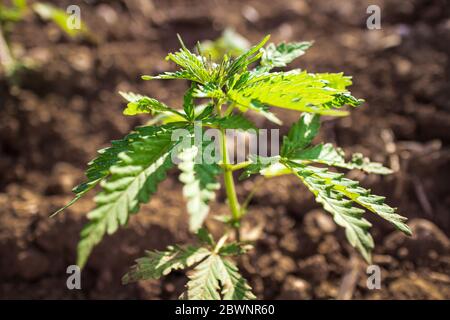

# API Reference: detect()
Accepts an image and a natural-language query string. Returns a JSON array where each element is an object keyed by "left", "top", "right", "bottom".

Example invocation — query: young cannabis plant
[{"left": 55, "top": 34, "right": 411, "bottom": 299}]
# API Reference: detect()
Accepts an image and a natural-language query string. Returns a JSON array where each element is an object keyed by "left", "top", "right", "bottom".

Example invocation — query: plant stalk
[
  {"left": 216, "top": 99, "right": 242, "bottom": 241},
  {"left": 220, "top": 128, "right": 241, "bottom": 223},
  {"left": 229, "top": 161, "right": 252, "bottom": 172}
]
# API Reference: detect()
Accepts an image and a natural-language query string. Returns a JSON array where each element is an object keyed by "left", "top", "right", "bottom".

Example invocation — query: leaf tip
[{"left": 176, "top": 33, "right": 187, "bottom": 50}]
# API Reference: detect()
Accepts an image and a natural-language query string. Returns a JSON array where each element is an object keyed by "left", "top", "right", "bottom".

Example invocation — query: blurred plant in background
[
  {"left": 0, "top": 0, "right": 89, "bottom": 81},
  {"left": 198, "top": 28, "right": 250, "bottom": 61}
]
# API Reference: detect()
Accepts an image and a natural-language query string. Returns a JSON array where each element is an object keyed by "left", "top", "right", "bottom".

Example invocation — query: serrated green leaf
[
  {"left": 227, "top": 70, "right": 361, "bottom": 116},
  {"left": 218, "top": 242, "right": 253, "bottom": 256},
  {"left": 52, "top": 124, "right": 185, "bottom": 217},
  {"left": 291, "top": 142, "right": 344, "bottom": 162},
  {"left": 245, "top": 99, "right": 283, "bottom": 125},
  {"left": 292, "top": 143, "right": 393, "bottom": 175},
  {"left": 183, "top": 255, "right": 221, "bottom": 300},
  {"left": 122, "top": 245, "right": 210, "bottom": 284},
  {"left": 144, "top": 38, "right": 228, "bottom": 86},
  {"left": 183, "top": 254, "right": 255, "bottom": 300},
  {"left": 50, "top": 180, "right": 97, "bottom": 218},
  {"left": 193, "top": 83, "right": 225, "bottom": 99},
  {"left": 218, "top": 257, "right": 256, "bottom": 300},
  {"left": 118, "top": 91, "right": 147, "bottom": 103},
  {"left": 225, "top": 35, "right": 270, "bottom": 78},
  {"left": 119, "top": 91, "right": 185, "bottom": 119},
  {"left": 143, "top": 70, "right": 194, "bottom": 81},
  {"left": 147, "top": 35, "right": 269, "bottom": 87},
  {"left": 281, "top": 113, "right": 320, "bottom": 157},
  {"left": 145, "top": 104, "right": 213, "bottom": 125},
  {"left": 77, "top": 129, "right": 180, "bottom": 268},
  {"left": 292, "top": 165, "right": 374, "bottom": 262},
  {"left": 330, "top": 179, "right": 411, "bottom": 235},
  {"left": 122, "top": 96, "right": 182, "bottom": 118},
  {"left": 196, "top": 228, "right": 216, "bottom": 247},
  {"left": 347, "top": 153, "right": 393, "bottom": 175},
  {"left": 226, "top": 77, "right": 283, "bottom": 124},
  {"left": 285, "top": 163, "right": 411, "bottom": 261},
  {"left": 178, "top": 145, "right": 220, "bottom": 232},
  {"left": 183, "top": 83, "right": 196, "bottom": 121},
  {"left": 227, "top": 76, "right": 283, "bottom": 124},
  {"left": 194, "top": 103, "right": 215, "bottom": 120},
  {"left": 259, "top": 41, "right": 312, "bottom": 71},
  {"left": 165, "top": 46, "right": 210, "bottom": 84}
]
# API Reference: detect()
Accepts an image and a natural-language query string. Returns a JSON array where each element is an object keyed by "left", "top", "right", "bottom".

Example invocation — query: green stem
[
  {"left": 219, "top": 160, "right": 251, "bottom": 172},
  {"left": 215, "top": 99, "right": 242, "bottom": 241},
  {"left": 229, "top": 161, "right": 252, "bottom": 172},
  {"left": 220, "top": 127, "right": 241, "bottom": 222}
]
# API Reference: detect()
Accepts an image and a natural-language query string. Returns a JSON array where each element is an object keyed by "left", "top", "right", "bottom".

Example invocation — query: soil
[{"left": 0, "top": 0, "right": 449, "bottom": 299}]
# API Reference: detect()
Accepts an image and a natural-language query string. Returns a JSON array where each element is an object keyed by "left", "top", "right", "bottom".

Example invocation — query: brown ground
[{"left": 0, "top": 0, "right": 449, "bottom": 299}]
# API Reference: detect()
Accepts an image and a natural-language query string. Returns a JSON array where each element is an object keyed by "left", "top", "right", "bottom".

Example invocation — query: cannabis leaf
[
  {"left": 286, "top": 163, "right": 411, "bottom": 261},
  {"left": 183, "top": 254, "right": 255, "bottom": 300},
  {"left": 239, "top": 110, "right": 410, "bottom": 262},
  {"left": 183, "top": 255, "right": 222, "bottom": 300},
  {"left": 53, "top": 139, "right": 130, "bottom": 217},
  {"left": 77, "top": 127, "right": 182, "bottom": 267},
  {"left": 162, "top": 39, "right": 210, "bottom": 84},
  {"left": 52, "top": 124, "right": 183, "bottom": 217},
  {"left": 183, "top": 84, "right": 196, "bottom": 121},
  {"left": 218, "top": 242, "right": 253, "bottom": 256},
  {"left": 348, "top": 153, "right": 393, "bottom": 175},
  {"left": 259, "top": 41, "right": 312, "bottom": 71},
  {"left": 246, "top": 162, "right": 380, "bottom": 262},
  {"left": 225, "top": 35, "right": 270, "bottom": 79},
  {"left": 240, "top": 99, "right": 282, "bottom": 125},
  {"left": 217, "top": 256, "right": 256, "bottom": 300},
  {"left": 196, "top": 227, "right": 216, "bottom": 246},
  {"left": 178, "top": 145, "right": 220, "bottom": 232},
  {"left": 227, "top": 70, "right": 362, "bottom": 116},
  {"left": 118, "top": 91, "right": 147, "bottom": 104},
  {"left": 194, "top": 83, "right": 226, "bottom": 99},
  {"left": 123, "top": 239, "right": 256, "bottom": 300},
  {"left": 291, "top": 165, "right": 374, "bottom": 261},
  {"left": 119, "top": 91, "right": 183, "bottom": 117},
  {"left": 194, "top": 103, "right": 215, "bottom": 120},
  {"left": 280, "top": 113, "right": 391, "bottom": 174},
  {"left": 292, "top": 143, "right": 393, "bottom": 175},
  {"left": 144, "top": 35, "right": 270, "bottom": 87},
  {"left": 281, "top": 113, "right": 320, "bottom": 157},
  {"left": 122, "top": 245, "right": 210, "bottom": 284}
]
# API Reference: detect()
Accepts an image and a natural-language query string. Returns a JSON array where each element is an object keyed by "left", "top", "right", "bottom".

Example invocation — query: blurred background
[{"left": 0, "top": 0, "right": 449, "bottom": 299}]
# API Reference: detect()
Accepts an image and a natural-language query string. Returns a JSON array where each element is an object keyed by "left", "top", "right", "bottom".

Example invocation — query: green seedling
[{"left": 55, "top": 34, "right": 411, "bottom": 300}]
